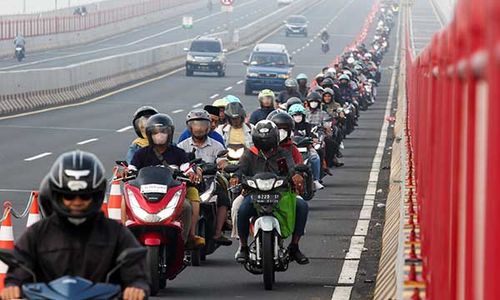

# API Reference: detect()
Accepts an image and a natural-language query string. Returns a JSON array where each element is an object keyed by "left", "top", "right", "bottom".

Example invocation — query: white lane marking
[
  {"left": 77, "top": 138, "right": 99, "bottom": 145},
  {"left": 0, "top": 189, "right": 33, "bottom": 193},
  {"left": 332, "top": 2, "right": 402, "bottom": 298},
  {"left": 172, "top": 109, "right": 184, "bottom": 114},
  {"left": 210, "top": 93, "right": 220, "bottom": 99},
  {"left": 331, "top": 287, "right": 353, "bottom": 300},
  {"left": 224, "top": 86, "right": 233, "bottom": 91},
  {"left": 192, "top": 102, "right": 203, "bottom": 108},
  {"left": 24, "top": 152, "right": 52, "bottom": 161},
  {"left": 236, "top": 80, "right": 244, "bottom": 85},
  {"left": 116, "top": 125, "right": 133, "bottom": 132},
  {"left": 345, "top": 236, "right": 366, "bottom": 259}
]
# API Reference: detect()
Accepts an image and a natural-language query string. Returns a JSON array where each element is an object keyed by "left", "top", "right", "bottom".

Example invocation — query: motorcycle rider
[
  {"left": 130, "top": 114, "right": 205, "bottom": 248},
  {"left": 126, "top": 106, "right": 158, "bottom": 164},
  {"left": 178, "top": 105, "right": 225, "bottom": 146},
  {"left": 277, "top": 79, "right": 302, "bottom": 105},
  {"left": 216, "top": 102, "right": 253, "bottom": 148},
  {"left": 296, "top": 73, "right": 309, "bottom": 100},
  {"left": 2, "top": 150, "right": 149, "bottom": 300},
  {"left": 320, "top": 30, "right": 330, "bottom": 53},
  {"left": 13, "top": 34, "right": 25, "bottom": 57},
  {"left": 232, "top": 120, "right": 310, "bottom": 265},
  {"left": 177, "top": 110, "right": 232, "bottom": 246},
  {"left": 288, "top": 104, "right": 324, "bottom": 189},
  {"left": 249, "top": 89, "right": 276, "bottom": 125}
]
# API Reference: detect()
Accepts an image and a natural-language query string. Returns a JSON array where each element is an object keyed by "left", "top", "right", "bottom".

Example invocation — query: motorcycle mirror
[
  {"left": 224, "top": 164, "right": 239, "bottom": 173},
  {"left": 0, "top": 249, "right": 37, "bottom": 283},
  {"left": 217, "top": 149, "right": 229, "bottom": 158},
  {"left": 106, "top": 248, "right": 147, "bottom": 283},
  {"left": 115, "top": 160, "right": 128, "bottom": 167},
  {"left": 294, "top": 164, "right": 310, "bottom": 173}
]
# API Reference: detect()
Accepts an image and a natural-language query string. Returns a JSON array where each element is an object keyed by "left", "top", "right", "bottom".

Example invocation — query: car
[
  {"left": 243, "top": 43, "right": 294, "bottom": 95},
  {"left": 277, "top": 0, "right": 293, "bottom": 6},
  {"left": 284, "top": 15, "right": 308, "bottom": 37},
  {"left": 184, "top": 37, "right": 227, "bottom": 77}
]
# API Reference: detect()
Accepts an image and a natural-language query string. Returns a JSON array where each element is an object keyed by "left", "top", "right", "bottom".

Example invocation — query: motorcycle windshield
[{"left": 130, "top": 167, "right": 180, "bottom": 202}]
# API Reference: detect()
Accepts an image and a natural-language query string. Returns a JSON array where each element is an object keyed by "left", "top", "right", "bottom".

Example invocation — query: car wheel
[{"left": 245, "top": 84, "right": 253, "bottom": 95}]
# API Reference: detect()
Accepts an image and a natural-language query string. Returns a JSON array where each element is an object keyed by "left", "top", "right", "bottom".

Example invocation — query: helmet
[
  {"left": 296, "top": 73, "right": 308, "bottom": 81},
  {"left": 252, "top": 120, "right": 280, "bottom": 152},
  {"left": 312, "top": 85, "right": 325, "bottom": 94},
  {"left": 186, "top": 109, "right": 211, "bottom": 139},
  {"left": 145, "top": 114, "right": 175, "bottom": 146},
  {"left": 343, "top": 70, "right": 353, "bottom": 79},
  {"left": 286, "top": 97, "right": 303, "bottom": 109},
  {"left": 258, "top": 89, "right": 276, "bottom": 105},
  {"left": 225, "top": 95, "right": 241, "bottom": 103},
  {"left": 132, "top": 106, "right": 158, "bottom": 138},
  {"left": 225, "top": 102, "right": 246, "bottom": 120},
  {"left": 212, "top": 98, "right": 229, "bottom": 108},
  {"left": 306, "top": 91, "right": 322, "bottom": 103},
  {"left": 284, "top": 78, "right": 298, "bottom": 88},
  {"left": 269, "top": 112, "right": 295, "bottom": 142},
  {"left": 321, "top": 78, "right": 334, "bottom": 88},
  {"left": 186, "top": 109, "right": 210, "bottom": 124},
  {"left": 323, "top": 88, "right": 334, "bottom": 96},
  {"left": 339, "top": 74, "right": 350, "bottom": 82},
  {"left": 44, "top": 150, "right": 107, "bottom": 219},
  {"left": 288, "top": 103, "right": 306, "bottom": 115},
  {"left": 324, "top": 71, "right": 336, "bottom": 79}
]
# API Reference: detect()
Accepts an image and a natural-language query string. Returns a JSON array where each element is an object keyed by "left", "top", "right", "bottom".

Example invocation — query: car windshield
[
  {"left": 250, "top": 52, "right": 288, "bottom": 66},
  {"left": 190, "top": 41, "right": 222, "bottom": 52},
  {"left": 288, "top": 16, "right": 306, "bottom": 24}
]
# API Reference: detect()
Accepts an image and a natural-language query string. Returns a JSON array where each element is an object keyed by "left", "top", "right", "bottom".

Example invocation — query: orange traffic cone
[
  {"left": 101, "top": 196, "right": 108, "bottom": 217},
  {"left": 0, "top": 204, "right": 15, "bottom": 291},
  {"left": 26, "top": 192, "right": 41, "bottom": 228},
  {"left": 107, "top": 180, "right": 122, "bottom": 222}
]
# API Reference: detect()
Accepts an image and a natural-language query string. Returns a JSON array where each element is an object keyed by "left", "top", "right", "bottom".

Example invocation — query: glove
[
  {"left": 229, "top": 176, "right": 239, "bottom": 187},
  {"left": 292, "top": 174, "right": 304, "bottom": 195}
]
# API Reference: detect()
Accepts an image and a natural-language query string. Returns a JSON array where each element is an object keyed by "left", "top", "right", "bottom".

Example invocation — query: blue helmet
[
  {"left": 224, "top": 95, "right": 241, "bottom": 103},
  {"left": 288, "top": 103, "right": 306, "bottom": 115}
]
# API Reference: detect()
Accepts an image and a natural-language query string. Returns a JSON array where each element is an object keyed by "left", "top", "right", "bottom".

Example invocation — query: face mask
[
  {"left": 279, "top": 129, "right": 288, "bottom": 142},
  {"left": 67, "top": 217, "right": 87, "bottom": 225},
  {"left": 152, "top": 132, "right": 168, "bottom": 145},
  {"left": 293, "top": 115, "right": 303, "bottom": 123},
  {"left": 309, "top": 101, "right": 319, "bottom": 109}
]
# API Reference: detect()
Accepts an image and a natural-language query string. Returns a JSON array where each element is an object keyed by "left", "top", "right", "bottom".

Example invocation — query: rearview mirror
[
  {"left": 106, "top": 248, "right": 147, "bottom": 283},
  {"left": 289, "top": 63, "right": 295, "bottom": 67},
  {"left": 222, "top": 49, "right": 228, "bottom": 53},
  {"left": 294, "top": 164, "right": 310, "bottom": 173},
  {"left": 217, "top": 150, "right": 229, "bottom": 158},
  {"left": 224, "top": 164, "right": 239, "bottom": 173},
  {"left": 183, "top": 47, "right": 189, "bottom": 52},
  {"left": 243, "top": 60, "right": 249, "bottom": 65}
]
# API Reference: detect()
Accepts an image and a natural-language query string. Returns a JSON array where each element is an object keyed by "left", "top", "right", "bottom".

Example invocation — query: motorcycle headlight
[
  {"left": 228, "top": 147, "right": 245, "bottom": 159},
  {"left": 200, "top": 182, "right": 216, "bottom": 202},
  {"left": 274, "top": 179, "right": 285, "bottom": 188},
  {"left": 256, "top": 178, "right": 276, "bottom": 191},
  {"left": 187, "top": 54, "right": 196, "bottom": 62},
  {"left": 157, "top": 190, "right": 183, "bottom": 220},
  {"left": 128, "top": 190, "right": 183, "bottom": 223},
  {"left": 277, "top": 73, "right": 290, "bottom": 79},
  {"left": 246, "top": 180, "right": 257, "bottom": 189}
]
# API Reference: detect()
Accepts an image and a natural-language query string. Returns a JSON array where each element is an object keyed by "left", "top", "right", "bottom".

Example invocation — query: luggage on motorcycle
[{"left": 272, "top": 190, "right": 296, "bottom": 238}]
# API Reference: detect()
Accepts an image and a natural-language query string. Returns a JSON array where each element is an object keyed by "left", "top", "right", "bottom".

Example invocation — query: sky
[{"left": 0, "top": 0, "right": 104, "bottom": 15}]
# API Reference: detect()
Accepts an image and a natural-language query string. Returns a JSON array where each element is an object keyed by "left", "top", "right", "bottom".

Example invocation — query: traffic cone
[
  {"left": 101, "top": 196, "right": 108, "bottom": 218},
  {"left": 26, "top": 192, "right": 41, "bottom": 227},
  {"left": 107, "top": 180, "right": 122, "bottom": 223},
  {"left": 0, "top": 204, "right": 15, "bottom": 291}
]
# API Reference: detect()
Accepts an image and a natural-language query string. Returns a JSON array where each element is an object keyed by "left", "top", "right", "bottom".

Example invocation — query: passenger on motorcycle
[
  {"left": 178, "top": 110, "right": 232, "bottom": 246},
  {"left": 126, "top": 106, "right": 158, "bottom": 164},
  {"left": 216, "top": 102, "right": 253, "bottom": 148},
  {"left": 277, "top": 79, "right": 302, "bottom": 105},
  {"left": 212, "top": 98, "right": 229, "bottom": 126},
  {"left": 268, "top": 112, "right": 302, "bottom": 164},
  {"left": 233, "top": 120, "right": 310, "bottom": 265},
  {"left": 130, "top": 114, "right": 205, "bottom": 249},
  {"left": 305, "top": 92, "right": 332, "bottom": 127},
  {"left": 296, "top": 73, "right": 309, "bottom": 100},
  {"left": 322, "top": 88, "right": 342, "bottom": 116},
  {"left": 2, "top": 150, "right": 149, "bottom": 300},
  {"left": 249, "top": 89, "right": 276, "bottom": 125},
  {"left": 289, "top": 104, "right": 324, "bottom": 188},
  {"left": 13, "top": 34, "right": 26, "bottom": 56},
  {"left": 178, "top": 105, "right": 225, "bottom": 146}
]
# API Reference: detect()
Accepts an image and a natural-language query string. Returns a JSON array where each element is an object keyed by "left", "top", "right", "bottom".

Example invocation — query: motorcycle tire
[
  {"left": 198, "top": 219, "right": 207, "bottom": 261},
  {"left": 262, "top": 231, "right": 275, "bottom": 290},
  {"left": 147, "top": 246, "right": 161, "bottom": 295}
]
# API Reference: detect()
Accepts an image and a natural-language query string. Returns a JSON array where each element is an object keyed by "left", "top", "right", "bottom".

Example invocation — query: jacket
[
  {"left": 280, "top": 139, "right": 303, "bottom": 164},
  {"left": 216, "top": 123, "right": 253, "bottom": 148},
  {"left": 5, "top": 213, "right": 150, "bottom": 294},
  {"left": 249, "top": 108, "right": 275, "bottom": 125},
  {"left": 237, "top": 146, "right": 296, "bottom": 178}
]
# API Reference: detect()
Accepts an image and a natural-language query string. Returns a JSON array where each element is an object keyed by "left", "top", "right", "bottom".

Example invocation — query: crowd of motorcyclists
[{"left": 0, "top": 1, "right": 398, "bottom": 298}]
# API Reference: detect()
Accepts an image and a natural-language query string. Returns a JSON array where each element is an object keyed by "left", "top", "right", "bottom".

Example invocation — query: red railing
[
  {"left": 405, "top": 0, "right": 500, "bottom": 298},
  {"left": 0, "top": 0, "right": 176, "bottom": 40}
]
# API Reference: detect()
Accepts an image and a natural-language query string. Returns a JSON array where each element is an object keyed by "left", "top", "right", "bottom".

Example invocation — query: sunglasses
[{"left": 61, "top": 193, "right": 93, "bottom": 201}]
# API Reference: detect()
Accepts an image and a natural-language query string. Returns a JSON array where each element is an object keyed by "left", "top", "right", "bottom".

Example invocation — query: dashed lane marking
[
  {"left": 24, "top": 152, "right": 52, "bottom": 162},
  {"left": 172, "top": 109, "right": 184, "bottom": 114},
  {"left": 76, "top": 138, "right": 99, "bottom": 145},
  {"left": 192, "top": 102, "right": 203, "bottom": 108},
  {"left": 210, "top": 94, "right": 220, "bottom": 99},
  {"left": 116, "top": 126, "right": 133, "bottom": 132}
]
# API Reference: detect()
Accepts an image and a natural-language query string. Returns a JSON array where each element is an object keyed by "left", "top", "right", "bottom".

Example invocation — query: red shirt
[{"left": 280, "top": 139, "right": 304, "bottom": 164}]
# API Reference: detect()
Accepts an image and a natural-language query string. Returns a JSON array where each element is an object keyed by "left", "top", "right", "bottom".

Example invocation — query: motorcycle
[
  {"left": 15, "top": 46, "right": 24, "bottom": 62},
  {"left": 321, "top": 40, "right": 330, "bottom": 54},
  {"left": 118, "top": 162, "right": 197, "bottom": 295},
  {"left": 0, "top": 248, "right": 146, "bottom": 300}
]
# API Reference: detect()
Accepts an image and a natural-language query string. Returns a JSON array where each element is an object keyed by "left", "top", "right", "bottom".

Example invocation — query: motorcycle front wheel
[
  {"left": 262, "top": 231, "right": 275, "bottom": 290},
  {"left": 147, "top": 246, "right": 161, "bottom": 295}
]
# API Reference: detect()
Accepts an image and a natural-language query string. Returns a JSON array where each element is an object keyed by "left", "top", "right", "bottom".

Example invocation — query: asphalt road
[
  {"left": 0, "top": 0, "right": 402, "bottom": 298},
  {"left": 409, "top": 0, "right": 444, "bottom": 55}
]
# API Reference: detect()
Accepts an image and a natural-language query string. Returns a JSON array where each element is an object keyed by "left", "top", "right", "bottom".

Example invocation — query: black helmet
[
  {"left": 44, "top": 150, "right": 107, "bottom": 219},
  {"left": 284, "top": 78, "right": 298, "bottom": 88},
  {"left": 306, "top": 91, "right": 322, "bottom": 103},
  {"left": 145, "top": 113, "right": 175, "bottom": 146},
  {"left": 270, "top": 112, "right": 295, "bottom": 142},
  {"left": 286, "top": 97, "right": 303, "bottom": 109},
  {"left": 321, "top": 78, "right": 334, "bottom": 88},
  {"left": 252, "top": 120, "right": 280, "bottom": 152},
  {"left": 225, "top": 102, "right": 246, "bottom": 120},
  {"left": 132, "top": 106, "right": 158, "bottom": 138}
]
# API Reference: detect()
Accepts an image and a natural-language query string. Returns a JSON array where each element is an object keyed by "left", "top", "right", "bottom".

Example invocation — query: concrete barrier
[{"left": 0, "top": 0, "right": 318, "bottom": 116}]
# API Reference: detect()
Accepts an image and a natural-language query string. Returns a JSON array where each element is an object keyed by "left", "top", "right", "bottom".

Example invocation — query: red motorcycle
[{"left": 118, "top": 164, "right": 194, "bottom": 295}]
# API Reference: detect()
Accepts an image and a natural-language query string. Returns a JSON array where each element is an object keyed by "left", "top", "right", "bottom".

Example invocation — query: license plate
[
  {"left": 199, "top": 63, "right": 208, "bottom": 66},
  {"left": 252, "top": 193, "right": 280, "bottom": 204}
]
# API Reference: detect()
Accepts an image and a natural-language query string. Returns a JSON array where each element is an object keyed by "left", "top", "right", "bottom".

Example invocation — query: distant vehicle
[
  {"left": 284, "top": 15, "right": 308, "bottom": 37},
  {"left": 277, "top": 0, "right": 293, "bottom": 6},
  {"left": 184, "top": 37, "right": 227, "bottom": 77},
  {"left": 243, "top": 43, "right": 294, "bottom": 95}
]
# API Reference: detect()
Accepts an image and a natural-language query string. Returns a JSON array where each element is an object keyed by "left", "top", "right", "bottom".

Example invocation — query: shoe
[
  {"left": 186, "top": 235, "right": 205, "bottom": 249},
  {"left": 323, "top": 168, "right": 333, "bottom": 176},
  {"left": 340, "top": 142, "right": 345, "bottom": 150},
  {"left": 214, "top": 235, "right": 233, "bottom": 246},
  {"left": 333, "top": 161, "right": 344, "bottom": 168},
  {"left": 314, "top": 180, "right": 324, "bottom": 190},
  {"left": 288, "top": 244, "right": 309, "bottom": 265},
  {"left": 235, "top": 246, "right": 249, "bottom": 263}
]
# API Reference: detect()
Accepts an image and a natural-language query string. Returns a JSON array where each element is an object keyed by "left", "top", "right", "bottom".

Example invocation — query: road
[
  {"left": 409, "top": 0, "right": 444, "bottom": 55},
  {"left": 0, "top": 0, "right": 401, "bottom": 298}
]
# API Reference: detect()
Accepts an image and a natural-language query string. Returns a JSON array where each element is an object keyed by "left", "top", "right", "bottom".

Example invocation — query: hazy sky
[{"left": 0, "top": 0, "right": 104, "bottom": 15}]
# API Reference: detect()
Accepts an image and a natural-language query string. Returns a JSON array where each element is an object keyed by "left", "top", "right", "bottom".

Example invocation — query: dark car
[
  {"left": 284, "top": 15, "right": 308, "bottom": 37},
  {"left": 184, "top": 37, "right": 227, "bottom": 77}
]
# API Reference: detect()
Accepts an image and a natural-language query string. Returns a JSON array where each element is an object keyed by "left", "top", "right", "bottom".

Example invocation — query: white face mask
[
  {"left": 67, "top": 217, "right": 87, "bottom": 225},
  {"left": 309, "top": 101, "right": 319, "bottom": 109},
  {"left": 279, "top": 129, "right": 288, "bottom": 142},
  {"left": 293, "top": 115, "right": 303, "bottom": 123},
  {"left": 152, "top": 132, "right": 168, "bottom": 145}
]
